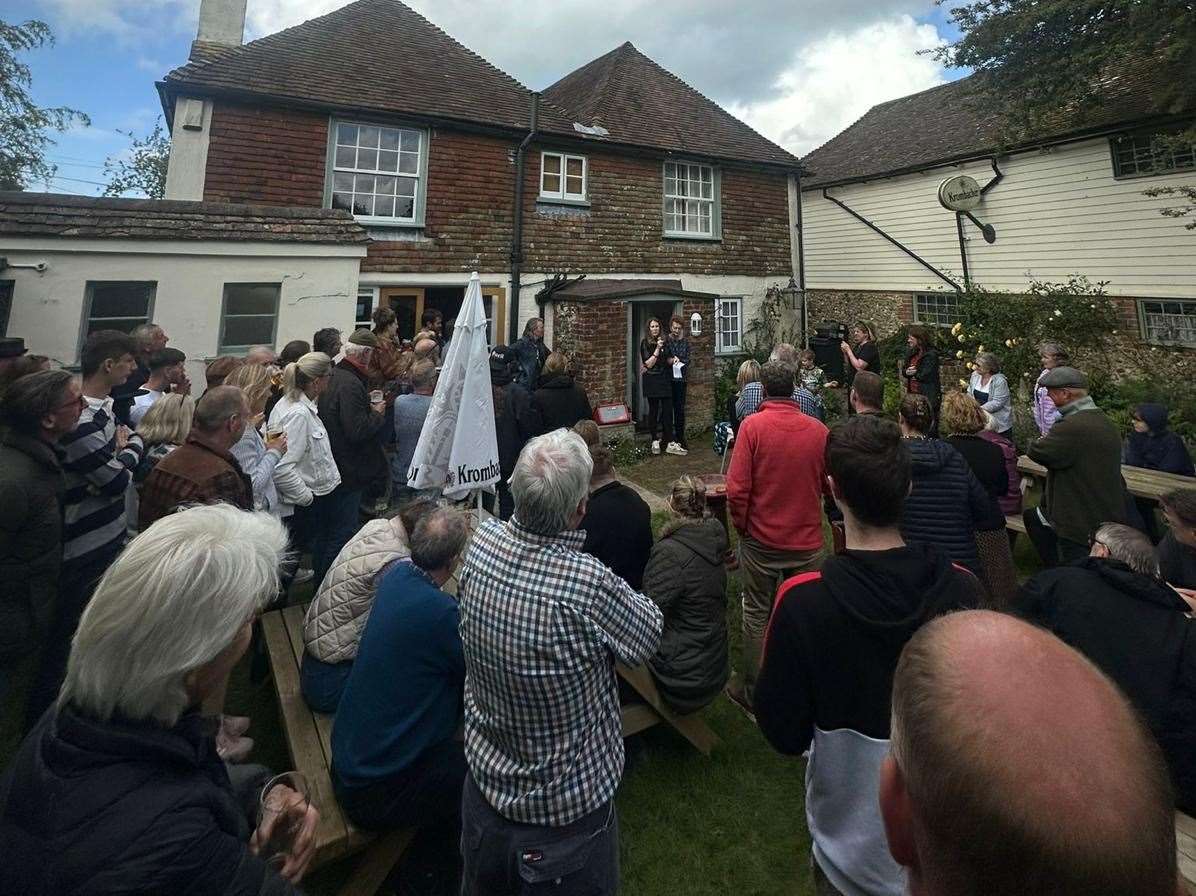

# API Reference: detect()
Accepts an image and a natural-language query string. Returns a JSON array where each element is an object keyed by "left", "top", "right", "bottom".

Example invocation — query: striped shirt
[
  {"left": 60, "top": 395, "right": 144, "bottom": 565},
  {"left": 459, "top": 517, "right": 663, "bottom": 827},
  {"left": 736, "top": 379, "right": 824, "bottom": 420}
]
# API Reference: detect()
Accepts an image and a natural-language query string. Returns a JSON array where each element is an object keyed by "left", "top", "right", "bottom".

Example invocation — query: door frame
[
  {"left": 626, "top": 298, "right": 683, "bottom": 423},
  {"left": 379, "top": 285, "right": 507, "bottom": 345}
]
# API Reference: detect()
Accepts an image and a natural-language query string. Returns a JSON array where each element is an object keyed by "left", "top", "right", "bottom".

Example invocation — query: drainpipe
[
  {"left": 508, "top": 93, "right": 539, "bottom": 344},
  {"left": 794, "top": 168, "right": 807, "bottom": 347}
]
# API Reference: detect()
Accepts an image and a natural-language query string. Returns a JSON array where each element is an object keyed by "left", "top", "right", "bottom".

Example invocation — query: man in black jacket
[
  {"left": 579, "top": 439, "right": 653, "bottom": 590},
  {"left": 316, "top": 329, "right": 386, "bottom": 585},
  {"left": 1016, "top": 522, "right": 1196, "bottom": 813},
  {"left": 0, "top": 370, "right": 81, "bottom": 722},
  {"left": 756, "top": 415, "right": 982, "bottom": 896}
]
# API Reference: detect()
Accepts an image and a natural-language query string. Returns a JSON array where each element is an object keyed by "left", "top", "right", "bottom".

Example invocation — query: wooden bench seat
[
  {"left": 1178, "top": 811, "right": 1196, "bottom": 895},
  {"left": 1018, "top": 456, "right": 1192, "bottom": 503},
  {"left": 260, "top": 605, "right": 412, "bottom": 896}
]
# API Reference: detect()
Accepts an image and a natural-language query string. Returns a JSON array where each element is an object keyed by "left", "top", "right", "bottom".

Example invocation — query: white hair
[
  {"left": 1094, "top": 523, "right": 1160, "bottom": 578},
  {"left": 510, "top": 429, "right": 593, "bottom": 535},
  {"left": 59, "top": 505, "right": 287, "bottom": 727},
  {"left": 343, "top": 342, "right": 372, "bottom": 361}
]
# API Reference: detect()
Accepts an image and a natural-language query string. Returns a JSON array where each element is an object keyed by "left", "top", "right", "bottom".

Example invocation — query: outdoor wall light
[{"left": 690, "top": 312, "right": 702, "bottom": 336}]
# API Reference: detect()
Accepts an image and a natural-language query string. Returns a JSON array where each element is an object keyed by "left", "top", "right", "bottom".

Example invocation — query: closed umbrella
[{"left": 407, "top": 272, "right": 501, "bottom": 501}]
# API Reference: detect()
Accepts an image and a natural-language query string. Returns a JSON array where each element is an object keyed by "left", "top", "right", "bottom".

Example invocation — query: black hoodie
[
  {"left": 1016, "top": 557, "right": 1196, "bottom": 812},
  {"left": 756, "top": 543, "right": 983, "bottom": 895}
]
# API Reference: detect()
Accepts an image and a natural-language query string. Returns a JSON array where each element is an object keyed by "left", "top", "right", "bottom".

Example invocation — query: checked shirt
[
  {"left": 736, "top": 379, "right": 823, "bottom": 421},
  {"left": 459, "top": 516, "right": 663, "bottom": 827}
]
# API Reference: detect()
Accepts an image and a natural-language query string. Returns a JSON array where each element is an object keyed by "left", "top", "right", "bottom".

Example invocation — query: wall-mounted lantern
[{"left": 690, "top": 311, "right": 703, "bottom": 337}]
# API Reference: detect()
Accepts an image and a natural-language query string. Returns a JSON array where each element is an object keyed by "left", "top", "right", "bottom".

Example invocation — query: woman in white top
[
  {"left": 224, "top": 363, "right": 287, "bottom": 515},
  {"left": 969, "top": 351, "right": 1013, "bottom": 441},
  {"left": 268, "top": 352, "right": 341, "bottom": 588}
]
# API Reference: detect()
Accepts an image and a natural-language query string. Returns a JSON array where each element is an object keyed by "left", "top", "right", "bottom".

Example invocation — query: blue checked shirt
[
  {"left": 459, "top": 516, "right": 663, "bottom": 826},
  {"left": 735, "top": 380, "right": 824, "bottom": 421}
]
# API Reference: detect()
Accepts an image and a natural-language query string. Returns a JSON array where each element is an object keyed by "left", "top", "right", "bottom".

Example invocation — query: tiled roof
[
  {"left": 801, "top": 66, "right": 1190, "bottom": 187},
  {"left": 543, "top": 42, "right": 799, "bottom": 168},
  {"left": 163, "top": 0, "right": 576, "bottom": 135},
  {"left": 540, "top": 278, "right": 718, "bottom": 303},
  {"left": 0, "top": 193, "right": 370, "bottom": 244}
]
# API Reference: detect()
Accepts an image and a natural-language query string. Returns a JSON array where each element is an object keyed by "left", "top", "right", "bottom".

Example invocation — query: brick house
[{"left": 159, "top": 0, "right": 802, "bottom": 430}]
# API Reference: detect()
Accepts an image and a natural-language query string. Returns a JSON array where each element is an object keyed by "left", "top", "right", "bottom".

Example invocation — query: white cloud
[{"left": 730, "top": 15, "right": 949, "bottom": 156}]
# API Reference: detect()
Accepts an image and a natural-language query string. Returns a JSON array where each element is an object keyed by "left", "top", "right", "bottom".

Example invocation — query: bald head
[
  {"left": 883, "top": 611, "right": 1176, "bottom": 896},
  {"left": 414, "top": 338, "right": 437, "bottom": 358}
]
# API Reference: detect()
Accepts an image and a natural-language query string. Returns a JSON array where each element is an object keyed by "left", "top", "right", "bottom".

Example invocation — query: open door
[{"left": 629, "top": 300, "right": 682, "bottom": 427}]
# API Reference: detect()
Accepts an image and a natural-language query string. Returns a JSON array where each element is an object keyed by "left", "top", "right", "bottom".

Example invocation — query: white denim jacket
[{"left": 268, "top": 393, "right": 341, "bottom": 517}]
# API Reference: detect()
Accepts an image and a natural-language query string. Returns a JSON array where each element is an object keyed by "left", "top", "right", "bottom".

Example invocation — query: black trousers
[
  {"left": 647, "top": 396, "right": 673, "bottom": 445},
  {"left": 1023, "top": 508, "right": 1087, "bottom": 568},
  {"left": 671, "top": 380, "right": 688, "bottom": 447},
  {"left": 461, "top": 773, "right": 619, "bottom": 896}
]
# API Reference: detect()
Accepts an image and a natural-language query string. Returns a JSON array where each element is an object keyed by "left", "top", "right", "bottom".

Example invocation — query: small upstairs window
[
  {"left": 540, "top": 152, "right": 587, "bottom": 202},
  {"left": 663, "top": 161, "right": 720, "bottom": 239}
]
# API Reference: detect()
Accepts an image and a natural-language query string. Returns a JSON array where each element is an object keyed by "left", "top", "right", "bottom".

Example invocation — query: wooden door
[{"left": 380, "top": 287, "right": 424, "bottom": 342}]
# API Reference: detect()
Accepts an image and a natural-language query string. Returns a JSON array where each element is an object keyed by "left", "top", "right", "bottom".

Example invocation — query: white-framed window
[
  {"left": 912, "top": 292, "right": 962, "bottom": 328},
  {"left": 219, "top": 283, "right": 280, "bottom": 353},
  {"left": 1140, "top": 299, "right": 1196, "bottom": 347},
  {"left": 329, "top": 121, "right": 426, "bottom": 225},
  {"left": 356, "top": 288, "right": 376, "bottom": 330},
  {"left": 716, "top": 297, "right": 743, "bottom": 355},
  {"left": 663, "top": 161, "right": 719, "bottom": 238},
  {"left": 79, "top": 281, "right": 156, "bottom": 354},
  {"left": 540, "top": 152, "right": 587, "bottom": 202},
  {"left": 1110, "top": 130, "right": 1196, "bottom": 179}
]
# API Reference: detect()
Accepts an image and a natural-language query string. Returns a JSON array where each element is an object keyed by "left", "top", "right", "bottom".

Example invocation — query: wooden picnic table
[{"left": 1017, "top": 455, "right": 1193, "bottom": 503}]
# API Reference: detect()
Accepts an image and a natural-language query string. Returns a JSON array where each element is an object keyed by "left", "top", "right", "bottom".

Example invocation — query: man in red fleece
[{"left": 726, "top": 360, "right": 829, "bottom": 713}]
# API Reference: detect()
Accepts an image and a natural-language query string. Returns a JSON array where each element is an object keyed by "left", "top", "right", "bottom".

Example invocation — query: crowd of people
[{"left": 0, "top": 311, "right": 1194, "bottom": 896}]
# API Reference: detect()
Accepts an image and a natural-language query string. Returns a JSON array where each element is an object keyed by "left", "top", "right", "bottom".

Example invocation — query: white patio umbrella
[{"left": 406, "top": 271, "right": 501, "bottom": 502}]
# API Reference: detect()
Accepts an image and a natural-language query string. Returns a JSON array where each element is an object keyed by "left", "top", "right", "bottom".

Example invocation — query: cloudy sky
[{"left": 20, "top": 0, "right": 963, "bottom": 195}]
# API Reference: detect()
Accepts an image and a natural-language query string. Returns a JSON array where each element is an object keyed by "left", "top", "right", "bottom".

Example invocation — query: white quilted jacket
[{"left": 302, "top": 516, "right": 410, "bottom": 663}]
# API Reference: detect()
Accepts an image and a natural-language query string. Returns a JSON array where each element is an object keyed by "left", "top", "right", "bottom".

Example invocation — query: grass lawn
[{"left": 0, "top": 426, "right": 1048, "bottom": 895}]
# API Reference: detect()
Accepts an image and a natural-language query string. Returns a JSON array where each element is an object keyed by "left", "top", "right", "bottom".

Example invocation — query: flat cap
[
  {"left": 347, "top": 328, "right": 379, "bottom": 348},
  {"left": 1038, "top": 366, "right": 1088, "bottom": 389}
]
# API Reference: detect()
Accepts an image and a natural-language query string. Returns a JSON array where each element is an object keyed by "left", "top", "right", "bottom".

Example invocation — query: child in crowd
[{"left": 798, "top": 349, "right": 828, "bottom": 394}]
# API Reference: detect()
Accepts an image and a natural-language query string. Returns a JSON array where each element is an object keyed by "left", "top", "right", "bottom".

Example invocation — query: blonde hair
[
  {"left": 737, "top": 359, "right": 761, "bottom": 390},
  {"left": 941, "top": 391, "right": 987, "bottom": 436},
  {"left": 281, "top": 351, "right": 332, "bottom": 399},
  {"left": 224, "top": 362, "right": 274, "bottom": 415},
  {"left": 669, "top": 474, "right": 708, "bottom": 518},
  {"left": 542, "top": 351, "right": 568, "bottom": 378},
  {"left": 136, "top": 393, "right": 194, "bottom": 445}
]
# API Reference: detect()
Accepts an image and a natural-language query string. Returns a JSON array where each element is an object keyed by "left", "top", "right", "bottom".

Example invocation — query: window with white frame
[
  {"left": 540, "top": 152, "right": 586, "bottom": 202},
  {"left": 356, "top": 288, "right": 376, "bottom": 330},
  {"left": 330, "top": 122, "right": 424, "bottom": 224},
  {"left": 716, "top": 297, "right": 743, "bottom": 354},
  {"left": 81, "top": 282, "right": 155, "bottom": 348},
  {"left": 663, "top": 161, "right": 717, "bottom": 237},
  {"left": 1140, "top": 299, "right": 1196, "bottom": 347},
  {"left": 912, "top": 292, "right": 962, "bottom": 328},
  {"left": 219, "top": 284, "right": 280, "bottom": 353},
  {"left": 1111, "top": 131, "right": 1196, "bottom": 178}
]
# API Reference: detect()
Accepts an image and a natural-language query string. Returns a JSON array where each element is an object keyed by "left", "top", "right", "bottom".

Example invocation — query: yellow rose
[
  {"left": 958, "top": 379, "right": 968, "bottom": 388},
  {"left": 1004, "top": 339, "right": 1013, "bottom": 348},
  {"left": 978, "top": 345, "right": 985, "bottom": 352},
  {"left": 957, "top": 334, "right": 966, "bottom": 343},
  {"left": 956, "top": 350, "right": 964, "bottom": 359}
]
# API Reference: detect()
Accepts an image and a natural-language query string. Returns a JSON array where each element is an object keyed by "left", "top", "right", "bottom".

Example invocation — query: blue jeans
[
  {"left": 299, "top": 650, "right": 353, "bottom": 714},
  {"left": 461, "top": 773, "right": 619, "bottom": 895},
  {"left": 310, "top": 487, "right": 362, "bottom": 590}
]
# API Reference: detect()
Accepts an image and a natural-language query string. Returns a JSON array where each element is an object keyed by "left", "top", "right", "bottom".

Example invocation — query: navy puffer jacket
[
  {"left": 901, "top": 438, "right": 1002, "bottom": 573},
  {"left": 0, "top": 706, "right": 296, "bottom": 896}
]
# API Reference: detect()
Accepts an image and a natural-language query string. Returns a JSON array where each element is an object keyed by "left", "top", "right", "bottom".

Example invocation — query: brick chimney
[{"left": 191, "top": 0, "right": 246, "bottom": 60}]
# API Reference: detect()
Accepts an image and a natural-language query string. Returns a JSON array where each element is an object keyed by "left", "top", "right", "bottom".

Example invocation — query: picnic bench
[
  {"left": 260, "top": 605, "right": 413, "bottom": 896},
  {"left": 1017, "top": 455, "right": 1192, "bottom": 502},
  {"left": 1177, "top": 811, "right": 1196, "bottom": 894},
  {"left": 259, "top": 568, "right": 719, "bottom": 892}
]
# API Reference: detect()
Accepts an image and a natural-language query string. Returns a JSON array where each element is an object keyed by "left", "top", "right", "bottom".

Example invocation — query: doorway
[
  {"left": 629, "top": 300, "right": 681, "bottom": 426},
  {"left": 378, "top": 285, "right": 507, "bottom": 345}
]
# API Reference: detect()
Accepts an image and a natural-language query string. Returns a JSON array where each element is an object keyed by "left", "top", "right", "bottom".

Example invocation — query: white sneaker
[
  {"left": 666, "top": 442, "right": 688, "bottom": 456},
  {"left": 650, "top": 440, "right": 661, "bottom": 455}
]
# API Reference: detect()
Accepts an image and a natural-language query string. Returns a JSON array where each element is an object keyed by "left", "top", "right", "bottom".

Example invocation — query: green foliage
[
  {"left": 1143, "top": 184, "right": 1196, "bottom": 230},
  {"left": 950, "top": 276, "right": 1120, "bottom": 390},
  {"left": 713, "top": 358, "right": 740, "bottom": 425},
  {"left": 102, "top": 118, "right": 169, "bottom": 199},
  {"left": 741, "top": 285, "right": 798, "bottom": 363},
  {"left": 933, "top": 0, "right": 1195, "bottom": 145},
  {"left": 0, "top": 19, "right": 89, "bottom": 190},
  {"left": 608, "top": 435, "right": 647, "bottom": 468},
  {"left": 1093, "top": 375, "right": 1196, "bottom": 447}
]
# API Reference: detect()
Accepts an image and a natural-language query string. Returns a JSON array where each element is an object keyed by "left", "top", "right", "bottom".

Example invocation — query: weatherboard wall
[{"left": 800, "top": 137, "right": 1196, "bottom": 300}]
